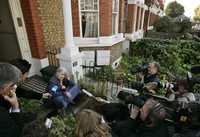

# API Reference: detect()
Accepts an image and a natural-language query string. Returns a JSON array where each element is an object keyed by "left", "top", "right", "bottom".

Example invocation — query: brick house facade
[{"left": 1, "top": 0, "right": 164, "bottom": 78}]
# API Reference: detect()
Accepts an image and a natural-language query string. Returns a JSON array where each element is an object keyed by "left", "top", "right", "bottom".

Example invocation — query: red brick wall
[
  {"left": 126, "top": 4, "right": 138, "bottom": 33},
  {"left": 72, "top": 0, "right": 80, "bottom": 37},
  {"left": 149, "top": 13, "right": 160, "bottom": 26},
  {"left": 126, "top": 4, "right": 134, "bottom": 33},
  {"left": 100, "top": 0, "right": 112, "bottom": 36},
  {"left": 118, "top": 0, "right": 126, "bottom": 33},
  {"left": 143, "top": 10, "right": 150, "bottom": 31},
  {"left": 149, "top": 13, "right": 156, "bottom": 26},
  {"left": 20, "top": 0, "right": 46, "bottom": 59}
]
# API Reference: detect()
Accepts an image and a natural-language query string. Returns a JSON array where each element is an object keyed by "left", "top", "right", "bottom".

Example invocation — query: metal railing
[{"left": 80, "top": 62, "right": 131, "bottom": 101}]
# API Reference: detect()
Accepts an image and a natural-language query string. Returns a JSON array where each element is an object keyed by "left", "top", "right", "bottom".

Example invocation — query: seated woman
[{"left": 47, "top": 67, "right": 80, "bottom": 109}]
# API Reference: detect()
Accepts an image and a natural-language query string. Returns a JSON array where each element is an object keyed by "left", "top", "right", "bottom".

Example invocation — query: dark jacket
[
  {"left": 0, "top": 105, "right": 22, "bottom": 137},
  {"left": 131, "top": 73, "right": 161, "bottom": 91},
  {"left": 112, "top": 118, "right": 169, "bottom": 137},
  {"left": 47, "top": 76, "right": 75, "bottom": 97},
  {"left": 144, "top": 74, "right": 160, "bottom": 85}
]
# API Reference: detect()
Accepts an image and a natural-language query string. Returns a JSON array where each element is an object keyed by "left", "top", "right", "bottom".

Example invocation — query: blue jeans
[{"left": 53, "top": 86, "right": 80, "bottom": 109}]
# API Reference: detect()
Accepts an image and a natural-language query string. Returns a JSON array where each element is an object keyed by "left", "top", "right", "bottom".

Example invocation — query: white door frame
[{"left": 8, "top": 0, "right": 32, "bottom": 63}]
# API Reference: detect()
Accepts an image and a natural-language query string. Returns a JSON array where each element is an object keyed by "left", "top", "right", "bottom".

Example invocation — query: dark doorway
[{"left": 0, "top": 0, "right": 21, "bottom": 62}]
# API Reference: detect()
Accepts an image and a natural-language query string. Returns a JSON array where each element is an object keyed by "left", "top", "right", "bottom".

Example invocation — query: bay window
[{"left": 80, "top": 0, "right": 99, "bottom": 37}]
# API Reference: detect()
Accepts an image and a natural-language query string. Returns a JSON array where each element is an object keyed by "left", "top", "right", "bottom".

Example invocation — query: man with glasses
[{"left": 0, "top": 63, "right": 23, "bottom": 137}]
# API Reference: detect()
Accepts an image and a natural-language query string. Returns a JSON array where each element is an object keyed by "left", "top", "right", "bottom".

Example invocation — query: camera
[{"left": 129, "top": 64, "right": 149, "bottom": 74}]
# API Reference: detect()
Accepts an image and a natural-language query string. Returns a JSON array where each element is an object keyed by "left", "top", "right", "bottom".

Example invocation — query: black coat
[
  {"left": 112, "top": 118, "right": 170, "bottom": 137},
  {"left": 0, "top": 98, "right": 36, "bottom": 137},
  {"left": 0, "top": 106, "right": 22, "bottom": 137}
]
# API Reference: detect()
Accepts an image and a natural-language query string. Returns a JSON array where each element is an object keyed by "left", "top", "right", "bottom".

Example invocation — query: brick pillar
[
  {"left": 20, "top": 0, "right": 46, "bottom": 59},
  {"left": 72, "top": 0, "right": 80, "bottom": 37},
  {"left": 149, "top": 13, "right": 155, "bottom": 26},
  {"left": 126, "top": 4, "right": 137, "bottom": 33},
  {"left": 118, "top": 0, "right": 126, "bottom": 33},
  {"left": 100, "top": 0, "right": 112, "bottom": 36},
  {"left": 143, "top": 10, "right": 150, "bottom": 31}
]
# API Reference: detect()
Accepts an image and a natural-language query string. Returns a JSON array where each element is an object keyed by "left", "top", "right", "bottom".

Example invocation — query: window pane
[
  {"left": 82, "top": 12, "right": 98, "bottom": 37},
  {"left": 94, "top": 4, "right": 98, "bottom": 10},
  {"left": 113, "top": 0, "right": 118, "bottom": 12},
  {"left": 85, "top": 0, "right": 94, "bottom": 10},
  {"left": 81, "top": 0, "right": 98, "bottom": 11}
]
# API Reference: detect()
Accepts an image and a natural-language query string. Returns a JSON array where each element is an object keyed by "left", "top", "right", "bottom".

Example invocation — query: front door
[{"left": 0, "top": 0, "right": 22, "bottom": 62}]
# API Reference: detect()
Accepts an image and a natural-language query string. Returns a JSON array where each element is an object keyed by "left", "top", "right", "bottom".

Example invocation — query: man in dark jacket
[
  {"left": 111, "top": 98, "right": 169, "bottom": 137},
  {"left": 0, "top": 63, "right": 23, "bottom": 137},
  {"left": 131, "top": 61, "right": 161, "bottom": 92}
]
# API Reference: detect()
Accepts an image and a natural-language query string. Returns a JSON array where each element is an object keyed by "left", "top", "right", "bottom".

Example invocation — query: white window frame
[
  {"left": 112, "top": 0, "right": 119, "bottom": 35},
  {"left": 78, "top": 0, "right": 99, "bottom": 38}
]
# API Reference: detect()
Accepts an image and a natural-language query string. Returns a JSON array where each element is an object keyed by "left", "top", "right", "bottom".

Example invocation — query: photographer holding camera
[{"left": 130, "top": 61, "right": 161, "bottom": 93}]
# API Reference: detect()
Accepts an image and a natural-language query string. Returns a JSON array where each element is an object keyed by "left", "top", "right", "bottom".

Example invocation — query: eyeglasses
[{"left": 7, "top": 82, "right": 18, "bottom": 90}]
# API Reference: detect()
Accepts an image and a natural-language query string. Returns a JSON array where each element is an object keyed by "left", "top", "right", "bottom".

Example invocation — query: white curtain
[{"left": 84, "top": 13, "right": 98, "bottom": 37}]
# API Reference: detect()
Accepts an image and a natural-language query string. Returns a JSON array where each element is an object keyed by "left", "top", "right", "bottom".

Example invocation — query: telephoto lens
[{"left": 117, "top": 91, "right": 145, "bottom": 107}]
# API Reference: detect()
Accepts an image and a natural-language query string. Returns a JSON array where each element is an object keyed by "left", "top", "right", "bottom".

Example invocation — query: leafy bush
[
  {"left": 49, "top": 115, "right": 76, "bottom": 137},
  {"left": 154, "top": 16, "right": 172, "bottom": 32},
  {"left": 78, "top": 79, "right": 95, "bottom": 93},
  {"left": 130, "top": 39, "right": 200, "bottom": 74}
]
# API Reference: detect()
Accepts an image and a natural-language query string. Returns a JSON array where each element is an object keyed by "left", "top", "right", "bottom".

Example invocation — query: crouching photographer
[
  {"left": 163, "top": 65, "right": 200, "bottom": 102},
  {"left": 111, "top": 98, "right": 168, "bottom": 137},
  {"left": 129, "top": 61, "right": 161, "bottom": 93}
]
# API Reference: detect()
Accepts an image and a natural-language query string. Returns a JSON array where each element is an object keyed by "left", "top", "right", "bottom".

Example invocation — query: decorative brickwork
[{"left": 37, "top": 0, "right": 64, "bottom": 48}]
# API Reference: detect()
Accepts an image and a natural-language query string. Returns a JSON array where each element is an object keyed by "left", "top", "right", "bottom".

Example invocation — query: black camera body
[{"left": 130, "top": 64, "right": 149, "bottom": 75}]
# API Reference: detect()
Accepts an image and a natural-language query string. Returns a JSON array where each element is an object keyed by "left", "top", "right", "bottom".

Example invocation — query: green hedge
[{"left": 129, "top": 39, "right": 200, "bottom": 75}]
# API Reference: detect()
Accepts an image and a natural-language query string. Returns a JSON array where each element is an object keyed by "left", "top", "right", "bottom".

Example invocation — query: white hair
[{"left": 55, "top": 67, "right": 68, "bottom": 78}]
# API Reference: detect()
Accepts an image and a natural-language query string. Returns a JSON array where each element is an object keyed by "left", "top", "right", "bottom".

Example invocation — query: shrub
[
  {"left": 49, "top": 115, "right": 76, "bottom": 137},
  {"left": 130, "top": 39, "right": 200, "bottom": 75}
]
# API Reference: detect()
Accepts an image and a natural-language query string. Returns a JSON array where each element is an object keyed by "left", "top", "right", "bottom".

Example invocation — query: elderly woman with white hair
[{"left": 47, "top": 67, "right": 80, "bottom": 109}]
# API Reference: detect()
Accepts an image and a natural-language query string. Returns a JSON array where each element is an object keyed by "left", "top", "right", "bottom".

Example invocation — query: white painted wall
[
  {"left": 29, "top": 58, "right": 49, "bottom": 76},
  {"left": 82, "top": 51, "right": 95, "bottom": 66},
  {"left": 97, "top": 50, "right": 110, "bottom": 66}
]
